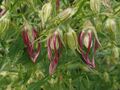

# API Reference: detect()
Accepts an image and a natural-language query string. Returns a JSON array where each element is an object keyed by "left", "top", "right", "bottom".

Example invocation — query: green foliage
[{"left": 0, "top": 0, "right": 120, "bottom": 90}]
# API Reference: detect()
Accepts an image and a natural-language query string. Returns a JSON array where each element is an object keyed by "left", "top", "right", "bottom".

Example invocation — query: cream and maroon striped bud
[
  {"left": 50, "top": 31, "right": 60, "bottom": 50},
  {"left": 22, "top": 24, "right": 40, "bottom": 63}
]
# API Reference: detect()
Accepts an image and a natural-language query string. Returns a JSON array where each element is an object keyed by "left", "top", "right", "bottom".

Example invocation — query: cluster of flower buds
[
  {"left": 47, "top": 30, "right": 62, "bottom": 75},
  {"left": 22, "top": 24, "right": 40, "bottom": 63},
  {"left": 22, "top": 20, "right": 100, "bottom": 75},
  {"left": 22, "top": 25, "right": 100, "bottom": 75}
]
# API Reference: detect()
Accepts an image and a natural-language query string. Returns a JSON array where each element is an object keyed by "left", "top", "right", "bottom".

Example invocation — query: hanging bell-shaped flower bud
[
  {"left": 47, "top": 30, "right": 62, "bottom": 75},
  {"left": 90, "top": 0, "right": 101, "bottom": 13},
  {"left": 39, "top": 2, "right": 52, "bottom": 27},
  {"left": 22, "top": 24, "right": 40, "bottom": 63},
  {"left": 78, "top": 30, "right": 100, "bottom": 68},
  {"left": 64, "top": 27, "right": 78, "bottom": 51},
  {"left": 0, "top": 7, "right": 9, "bottom": 35},
  {"left": 105, "top": 18, "right": 116, "bottom": 32}
]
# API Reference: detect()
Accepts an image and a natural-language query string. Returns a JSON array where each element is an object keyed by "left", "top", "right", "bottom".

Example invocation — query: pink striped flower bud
[
  {"left": 47, "top": 30, "right": 62, "bottom": 75},
  {"left": 22, "top": 24, "right": 40, "bottom": 63},
  {"left": 78, "top": 30, "right": 100, "bottom": 68}
]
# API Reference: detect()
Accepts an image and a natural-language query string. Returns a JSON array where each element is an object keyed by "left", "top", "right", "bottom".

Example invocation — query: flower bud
[
  {"left": 47, "top": 30, "right": 62, "bottom": 75},
  {"left": 0, "top": 11, "right": 9, "bottom": 34},
  {"left": 65, "top": 27, "right": 78, "bottom": 50},
  {"left": 50, "top": 31, "right": 60, "bottom": 50},
  {"left": 39, "top": 2, "right": 52, "bottom": 27},
  {"left": 78, "top": 29, "right": 100, "bottom": 68},
  {"left": 47, "top": 30, "right": 62, "bottom": 60},
  {"left": 57, "top": 8, "right": 76, "bottom": 21},
  {"left": 105, "top": 18, "right": 116, "bottom": 32},
  {"left": 112, "top": 46, "right": 119, "bottom": 59},
  {"left": 22, "top": 25, "right": 40, "bottom": 63},
  {"left": 82, "top": 20, "right": 101, "bottom": 46},
  {"left": 90, "top": 0, "right": 101, "bottom": 13}
]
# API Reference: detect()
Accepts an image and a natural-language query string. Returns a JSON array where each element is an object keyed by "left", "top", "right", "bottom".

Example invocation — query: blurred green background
[{"left": 0, "top": 0, "right": 120, "bottom": 90}]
